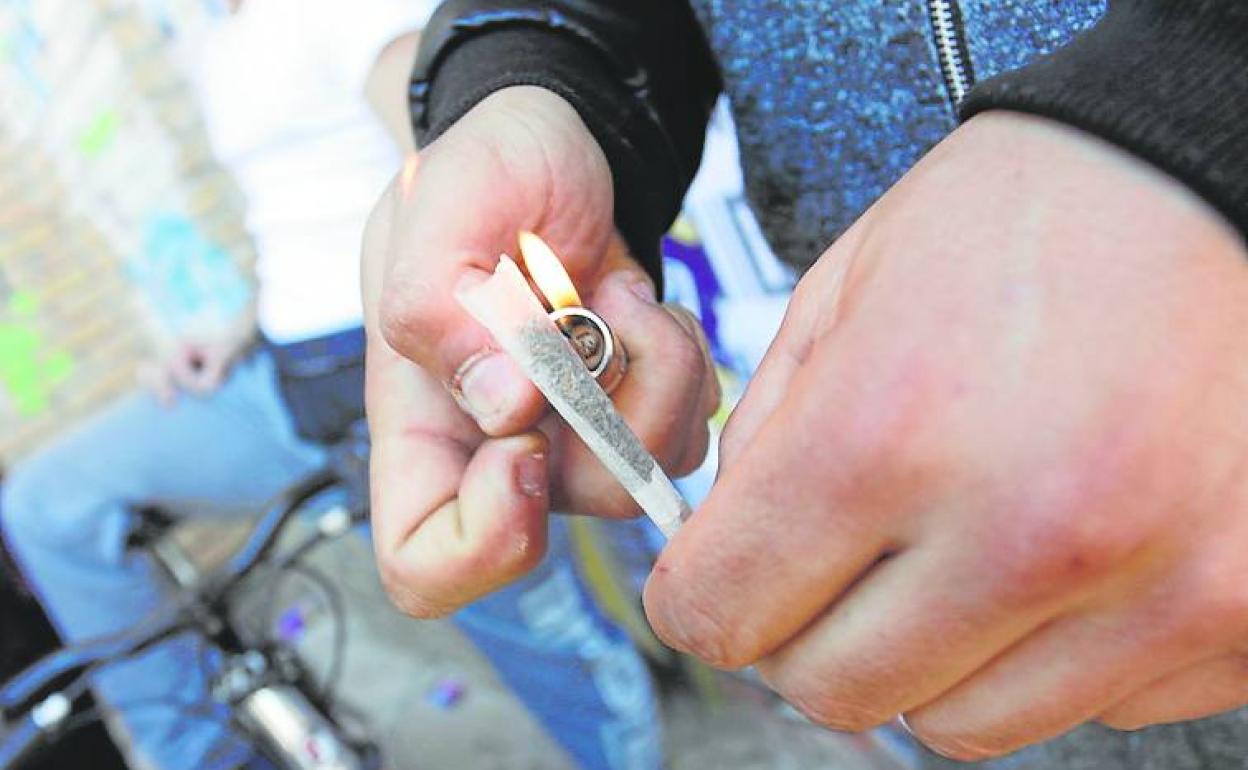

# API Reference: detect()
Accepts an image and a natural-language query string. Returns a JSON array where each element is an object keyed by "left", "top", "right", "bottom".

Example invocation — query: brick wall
[{"left": 0, "top": 0, "right": 255, "bottom": 464}]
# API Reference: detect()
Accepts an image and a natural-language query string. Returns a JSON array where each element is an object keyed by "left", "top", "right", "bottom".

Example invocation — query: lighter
[
  {"left": 517, "top": 231, "right": 627, "bottom": 394},
  {"left": 457, "top": 232, "right": 690, "bottom": 538}
]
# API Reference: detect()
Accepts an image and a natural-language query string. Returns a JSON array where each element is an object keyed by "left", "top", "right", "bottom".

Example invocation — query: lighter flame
[
  {"left": 399, "top": 153, "right": 420, "bottom": 197},
  {"left": 518, "top": 231, "right": 581, "bottom": 310}
]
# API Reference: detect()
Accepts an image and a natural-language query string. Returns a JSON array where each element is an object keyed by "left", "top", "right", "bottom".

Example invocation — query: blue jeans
[
  {"left": 454, "top": 521, "right": 663, "bottom": 770},
  {"left": 1, "top": 350, "right": 659, "bottom": 770}
]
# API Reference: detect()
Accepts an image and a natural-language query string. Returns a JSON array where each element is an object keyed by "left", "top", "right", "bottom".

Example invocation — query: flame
[
  {"left": 399, "top": 153, "right": 420, "bottom": 197},
  {"left": 518, "top": 231, "right": 581, "bottom": 310}
]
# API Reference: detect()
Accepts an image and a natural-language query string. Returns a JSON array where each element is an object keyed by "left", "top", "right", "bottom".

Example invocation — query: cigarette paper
[{"left": 457, "top": 256, "right": 691, "bottom": 538}]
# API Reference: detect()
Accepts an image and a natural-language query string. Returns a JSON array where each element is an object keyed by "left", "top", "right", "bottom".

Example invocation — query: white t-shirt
[{"left": 193, "top": 0, "right": 434, "bottom": 343}]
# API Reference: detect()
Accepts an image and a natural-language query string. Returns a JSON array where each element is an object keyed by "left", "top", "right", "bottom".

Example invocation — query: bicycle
[
  {"left": 0, "top": 434, "right": 380, "bottom": 770},
  {"left": 1, "top": 425, "right": 920, "bottom": 770}
]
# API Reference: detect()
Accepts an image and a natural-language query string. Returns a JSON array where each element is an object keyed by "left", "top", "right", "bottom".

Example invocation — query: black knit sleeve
[
  {"left": 408, "top": 0, "right": 722, "bottom": 282},
  {"left": 961, "top": 0, "right": 1248, "bottom": 243}
]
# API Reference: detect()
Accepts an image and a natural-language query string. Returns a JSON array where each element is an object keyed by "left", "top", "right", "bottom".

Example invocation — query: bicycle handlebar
[
  {"left": 0, "top": 465, "right": 342, "bottom": 720},
  {"left": 200, "top": 467, "right": 339, "bottom": 603},
  {"left": 0, "top": 714, "right": 43, "bottom": 770},
  {"left": 0, "top": 602, "right": 187, "bottom": 715}
]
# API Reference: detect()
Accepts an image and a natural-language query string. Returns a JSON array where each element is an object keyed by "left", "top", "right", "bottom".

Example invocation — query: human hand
[
  {"left": 643, "top": 111, "right": 1248, "bottom": 759},
  {"left": 364, "top": 86, "right": 717, "bottom": 616},
  {"left": 138, "top": 319, "right": 255, "bottom": 405}
]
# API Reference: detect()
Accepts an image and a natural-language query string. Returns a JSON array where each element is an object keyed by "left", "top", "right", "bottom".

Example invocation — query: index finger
[{"left": 643, "top": 336, "right": 907, "bottom": 668}]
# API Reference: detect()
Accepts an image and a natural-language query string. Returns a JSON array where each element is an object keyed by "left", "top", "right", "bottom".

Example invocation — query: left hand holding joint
[{"left": 644, "top": 111, "right": 1248, "bottom": 761}]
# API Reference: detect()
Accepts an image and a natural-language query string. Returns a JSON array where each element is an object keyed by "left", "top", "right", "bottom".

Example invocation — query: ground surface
[{"left": 223, "top": 521, "right": 918, "bottom": 770}]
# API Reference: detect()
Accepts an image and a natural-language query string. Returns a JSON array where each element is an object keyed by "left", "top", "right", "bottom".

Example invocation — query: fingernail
[
  {"left": 453, "top": 351, "right": 521, "bottom": 424},
  {"left": 515, "top": 453, "right": 547, "bottom": 498}
]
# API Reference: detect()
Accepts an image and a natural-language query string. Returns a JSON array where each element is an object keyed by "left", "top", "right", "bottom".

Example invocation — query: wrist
[
  {"left": 472, "top": 86, "right": 597, "bottom": 150},
  {"left": 961, "top": 2, "right": 1248, "bottom": 245},
  {"left": 954, "top": 111, "right": 1244, "bottom": 257},
  {"left": 412, "top": 25, "right": 683, "bottom": 287}
]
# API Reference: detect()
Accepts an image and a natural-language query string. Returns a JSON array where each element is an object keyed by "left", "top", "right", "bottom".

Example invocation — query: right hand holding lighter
[{"left": 361, "top": 86, "right": 717, "bottom": 617}]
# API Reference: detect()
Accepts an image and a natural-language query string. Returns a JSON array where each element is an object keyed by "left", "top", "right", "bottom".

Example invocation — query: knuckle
[
  {"left": 704, "top": 378, "right": 723, "bottom": 420},
  {"left": 903, "top": 719, "right": 1007, "bottom": 762},
  {"left": 786, "top": 689, "right": 893, "bottom": 733},
  {"left": 984, "top": 507, "right": 1137, "bottom": 604},
  {"left": 1097, "top": 709, "right": 1152, "bottom": 732},
  {"left": 636, "top": 339, "right": 709, "bottom": 468},
  {"left": 646, "top": 566, "right": 747, "bottom": 668},
  {"left": 378, "top": 515, "right": 542, "bottom": 621},
  {"left": 378, "top": 278, "right": 436, "bottom": 356},
  {"left": 650, "top": 432, "right": 687, "bottom": 476},
  {"left": 665, "top": 326, "right": 708, "bottom": 386},
  {"left": 377, "top": 558, "right": 450, "bottom": 620},
  {"left": 683, "top": 320, "right": 716, "bottom": 374},
  {"left": 1182, "top": 561, "right": 1248, "bottom": 640}
]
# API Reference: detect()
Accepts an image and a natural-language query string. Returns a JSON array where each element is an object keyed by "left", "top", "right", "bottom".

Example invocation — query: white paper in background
[
  {"left": 676, "top": 98, "right": 794, "bottom": 376},
  {"left": 663, "top": 98, "right": 796, "bottom": 513},
  {"left": 683, "top": 100, "right": 796, "bottom": 297}
]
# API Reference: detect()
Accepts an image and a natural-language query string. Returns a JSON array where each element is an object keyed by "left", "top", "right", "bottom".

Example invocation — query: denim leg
[
  {"left": 1, "top": 352, "right": 325, "bottom": 770},
  {"left": 453, "top": 517, "right": 663, "bottom": 770}
]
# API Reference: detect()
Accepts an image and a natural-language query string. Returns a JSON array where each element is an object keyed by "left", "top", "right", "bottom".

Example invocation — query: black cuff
[
  {"left": 962, "top": 1, "right": 1248, "bottom": 243},
  {"left": 410, "top": 11, "right": 688, "bottom": 286}
]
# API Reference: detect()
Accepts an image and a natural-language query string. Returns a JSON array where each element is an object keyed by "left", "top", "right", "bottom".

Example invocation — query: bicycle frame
[{"left": 0, "top": 464, "right": 376, "bottom": 770}]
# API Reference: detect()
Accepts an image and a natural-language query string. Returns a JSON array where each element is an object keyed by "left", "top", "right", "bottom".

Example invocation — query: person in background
[
  {"left": 363, "top": 1, "right": 1248, "bottom": 769},
  {"left": 0, "top": 2, "right": 660, "bottom": 769}
]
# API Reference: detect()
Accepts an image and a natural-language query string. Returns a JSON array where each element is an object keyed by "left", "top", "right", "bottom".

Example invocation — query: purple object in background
[
  {"left": 660, "top": 234, "right": 725, "bottom": 364},
  {"left": 426, "top": 678, "right": 466, "bottom": 710},
  {"left": 275, "top": 604, "right": 308, "bottom": 643}
]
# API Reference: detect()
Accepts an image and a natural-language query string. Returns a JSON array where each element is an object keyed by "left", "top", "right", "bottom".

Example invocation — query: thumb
[{"left": 375, "top": 92, "right": 613, "bottom": 437}]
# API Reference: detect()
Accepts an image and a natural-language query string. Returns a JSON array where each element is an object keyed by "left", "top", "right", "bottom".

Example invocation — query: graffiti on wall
[{"left": 0, "top": 291, "right": 74, "bottom": 418}]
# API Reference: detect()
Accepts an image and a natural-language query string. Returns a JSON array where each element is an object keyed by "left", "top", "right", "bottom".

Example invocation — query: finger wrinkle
[
  {"left": 646, "top": 561, "right": 742, "bottom": 668},
  {"left": 379, "top": 486, "right": 459, "bottom": 554},
  {"left": 909, "top": 728, "right": 1005, "bottom": 763},
  {"left": 391, "top": 424, "right": 476, "bottom": 456},
  {"left": 378, "top": 278, "right": 440, "bottom": 356},
  {"left": 783, "top": 686, "right": 894, "bottom": 734}
]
